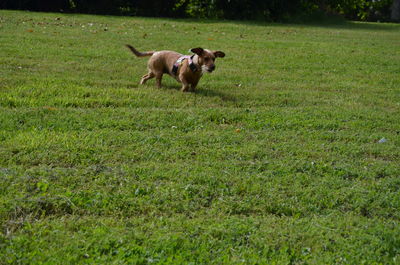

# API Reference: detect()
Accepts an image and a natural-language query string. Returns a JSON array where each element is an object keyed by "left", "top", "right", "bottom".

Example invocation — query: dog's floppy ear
[
  {"left": 191, "top": 47, "right": 204, "bottom": 56},
  {"left": 213, "top": 51, "right": 225, "bottom": 58}
]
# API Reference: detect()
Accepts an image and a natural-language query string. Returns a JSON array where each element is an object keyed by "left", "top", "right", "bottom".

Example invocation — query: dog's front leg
[
  {"left": 190, "top": 79, "right": 199, "bottom": 92},
  {"left": 180, "top": 76, "right": 190, "bottom": 92},
  {"left": 181, "top": 83, "right": 190, "bottom": 92}
]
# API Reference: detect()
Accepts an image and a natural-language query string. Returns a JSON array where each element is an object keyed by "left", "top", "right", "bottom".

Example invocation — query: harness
[{"left": 172, "top": 55, "right": 198, "bottom": 76}]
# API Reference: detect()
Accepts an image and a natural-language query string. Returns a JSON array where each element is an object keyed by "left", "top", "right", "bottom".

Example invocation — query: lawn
[{"left": 0, "top": 10, "right": 399, "bottom": 264}]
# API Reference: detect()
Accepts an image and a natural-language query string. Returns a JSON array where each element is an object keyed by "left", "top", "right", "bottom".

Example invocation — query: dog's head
[{"left": 191, "top": 47, "right": 225, "bottom": 73}]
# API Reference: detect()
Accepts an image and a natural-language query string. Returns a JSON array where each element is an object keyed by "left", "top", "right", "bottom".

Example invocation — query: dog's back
[{"left": 148, "top": 51, "right": 181, "bottom": 75}]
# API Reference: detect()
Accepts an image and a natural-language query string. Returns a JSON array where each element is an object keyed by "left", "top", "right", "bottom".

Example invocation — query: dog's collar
[{"left": 172, "top": 55, "right": 198, "bottom": 76}]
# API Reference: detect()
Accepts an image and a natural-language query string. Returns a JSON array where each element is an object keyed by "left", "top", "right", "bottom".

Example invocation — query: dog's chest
[
  {"left": 174, "top": 60, "right": 202, "bottom": 84},
  {"left": 181, "top": 68, "right": 202, "bottom": 84}
]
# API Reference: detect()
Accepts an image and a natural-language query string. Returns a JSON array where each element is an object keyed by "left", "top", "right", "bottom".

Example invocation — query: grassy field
[{"left": 1, "top": 10, "right": 400, "bottom": 264}]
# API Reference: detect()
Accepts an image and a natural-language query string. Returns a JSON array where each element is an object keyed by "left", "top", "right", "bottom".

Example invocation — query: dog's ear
[
  {"left": 213, "top": 51, "right": 225, "bottom": 58},
  {"left": 191, "top": 47, "right": 204, "bottom": 56}
]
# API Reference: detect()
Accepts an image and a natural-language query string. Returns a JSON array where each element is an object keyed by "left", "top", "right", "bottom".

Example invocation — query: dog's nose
[{"left": 210, "top": 65, "right": 216, "bottom": 71}]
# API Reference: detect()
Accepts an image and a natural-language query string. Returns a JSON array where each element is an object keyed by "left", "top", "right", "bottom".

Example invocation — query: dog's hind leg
[{"left": 140, "top": 71, "right": 155, "bottom": 85}]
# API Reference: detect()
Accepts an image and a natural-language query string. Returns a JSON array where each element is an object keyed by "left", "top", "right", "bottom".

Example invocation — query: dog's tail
[{"left": 125, "top": 44, "right": 154, "bottom": 57}]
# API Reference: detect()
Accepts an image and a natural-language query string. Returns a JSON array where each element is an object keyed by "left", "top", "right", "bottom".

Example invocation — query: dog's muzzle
[{"left": 208, "top": 65, "right": 216, "bottom": 72}]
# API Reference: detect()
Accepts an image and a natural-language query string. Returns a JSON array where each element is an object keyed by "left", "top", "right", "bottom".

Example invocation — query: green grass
[{"left": 1, "top": 10, "right": 400, "bottom": 264}]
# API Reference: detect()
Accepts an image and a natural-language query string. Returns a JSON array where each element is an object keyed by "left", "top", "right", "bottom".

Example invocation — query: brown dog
[{"left": 126, "top": 45, "right": 225, "bottom": 92}]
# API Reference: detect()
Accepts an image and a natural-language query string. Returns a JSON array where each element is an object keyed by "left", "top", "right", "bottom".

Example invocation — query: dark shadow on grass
[
  {"left": 195, "top": 88, "right": 237, "bottom": 102},
  {"left": 225, "top": 19, "right": 399, "bottom": 32},
  {"left": 137, "top": 82, "right": 237, "bottom": 103},
  {"left": 299, "top": 20, "right": 399, "bottom": 31},
  {"left": 18, "top": 10, "right": 399, "bottom": 32},
  {"left": 161, "top": 83, "right": 181, "bottom": 91},
  {"left": 161, "top": 15, "right": 400, "bottom": 32}
]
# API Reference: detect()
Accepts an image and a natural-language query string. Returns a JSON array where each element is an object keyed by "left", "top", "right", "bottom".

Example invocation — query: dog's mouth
[{"left": 201, "top": 65, "right": 214, "bottom": 74}]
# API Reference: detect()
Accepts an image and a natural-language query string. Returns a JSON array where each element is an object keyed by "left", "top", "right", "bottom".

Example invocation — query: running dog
[{"left": 126, "top": 45, "right": 225, "bottom": 92}]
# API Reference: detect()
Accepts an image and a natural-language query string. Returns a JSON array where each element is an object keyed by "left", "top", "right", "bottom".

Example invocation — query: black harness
[{"left": 172, "top": 55, "right": 198, "bottom": 76}]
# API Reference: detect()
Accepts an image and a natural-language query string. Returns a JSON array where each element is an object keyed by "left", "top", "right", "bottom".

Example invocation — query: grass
[{"left": 0, "top": 10, "right": 400, "bottom": 264}]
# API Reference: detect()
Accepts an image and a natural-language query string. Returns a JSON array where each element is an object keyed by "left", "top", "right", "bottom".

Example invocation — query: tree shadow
[
  {"left": 167, "top": 16, "right": 399, "bottom": 32},
  {"left": 299, "top": 20, "right": 399, "bottom": 31},
  {"left": 26, "top": 10, "right": 398, "bottom": 32}
]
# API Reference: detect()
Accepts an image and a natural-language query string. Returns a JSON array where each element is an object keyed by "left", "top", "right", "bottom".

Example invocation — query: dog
[{"left": 126, "top": 45, "right": 225, "bottom": 92}]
